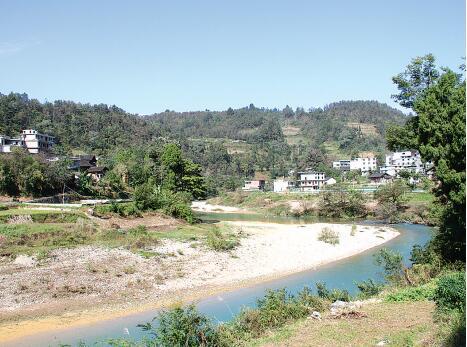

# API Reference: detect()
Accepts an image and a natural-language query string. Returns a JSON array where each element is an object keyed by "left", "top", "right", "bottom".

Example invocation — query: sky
[{"left": 0, "top": 0, "right": 465, "bottom": 115}]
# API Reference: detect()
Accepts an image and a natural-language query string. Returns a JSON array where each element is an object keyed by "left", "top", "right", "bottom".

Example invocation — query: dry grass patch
[{"left": 255, "top": 300, "right": 436, "bottom": 347}]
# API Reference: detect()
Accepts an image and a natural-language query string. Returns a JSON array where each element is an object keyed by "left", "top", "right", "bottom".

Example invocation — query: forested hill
[
  {"left": 146, "top": 101, "right": 407, "bottom": 144},
  {"left": 0, "top": 93, "right": 155, "bottom": 152},
  {"left": 0, "top": 92, "right": 408, "bottom": 161}
]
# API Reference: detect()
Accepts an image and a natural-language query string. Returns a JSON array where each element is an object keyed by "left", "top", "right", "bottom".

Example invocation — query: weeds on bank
[
  {"left": 318, "top": 227, "right": 340, "bottom": 245},
  {"left": 205, "top": 225, "right": 240, "bottom": 251}
]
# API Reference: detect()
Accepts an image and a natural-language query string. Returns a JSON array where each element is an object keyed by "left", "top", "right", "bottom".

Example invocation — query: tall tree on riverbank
[{"left": 387, "top": 54, "right": 466, "bottom": 262}]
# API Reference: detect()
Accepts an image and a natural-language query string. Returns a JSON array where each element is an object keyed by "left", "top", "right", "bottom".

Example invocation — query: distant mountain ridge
[{"left": 0, "top": 92, "right": 408, "bottom": 155}]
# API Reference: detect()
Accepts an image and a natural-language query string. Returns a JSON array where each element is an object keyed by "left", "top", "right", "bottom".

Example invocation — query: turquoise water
[{"left": 7, "top": 215, "right": 432, "bottom": 347}]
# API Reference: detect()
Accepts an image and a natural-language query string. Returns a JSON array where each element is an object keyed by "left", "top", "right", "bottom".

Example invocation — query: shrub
[
  {"left": 434, "top": 272, "right": 466, "bottom": 312},
  {"left": 374, "top": 248, "right": 404, "bottom": 284},
  {"left": 205, "top": 227, "right": 239, "bottom": 251},
  {"left": 163, "top": 200, "right": 194, "bottom": 223},
  {"left": 138, "top": 305, "right": 220, "bottom": 347},
  {"left": 316, "top": 282, "right": 351, "bottom": 302},
  {"left": 226, "top": 288, "right": 310, "bottom": 339},
  {"left": 385, "top": 282, "right": 437, "bottom": 302},
  {"left": 297, "top": 286, "right": 328, "bottom": 312},
  {"left": 317, "top": 227, "right": 340, "bottom": 245},
  {"left": 355, "top": 279, "right": 384, "bottom": 298},
  {"left": 125, "top": 225, "right": 159, "bottom": 249}
]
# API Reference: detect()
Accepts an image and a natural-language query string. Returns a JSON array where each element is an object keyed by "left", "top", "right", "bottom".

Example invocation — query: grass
[
  {"left": 205, "top": 225, "right": 240, "bottom": 251},
  {"left": 384, "top": 281, "right": 438, "bottom": 302},
  {"left": 208, "top": 191, "right": 319, "bottom": 210},
  {"left": 250, "top": 301, "right": 437, "bottom": 347},
  {"left": 0, "top": 211, "right": 240, "bottom": 258},
  {"left": 406, "top": 192, "right": 435, "bottom": 204},
  {"left": 0, "top": 207, "right": 84, "bottom": 223}
]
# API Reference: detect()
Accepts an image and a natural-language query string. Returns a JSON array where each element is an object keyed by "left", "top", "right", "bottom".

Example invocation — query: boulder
[{"left": 14, "top": 255, "right": 37, "bottom": 267}]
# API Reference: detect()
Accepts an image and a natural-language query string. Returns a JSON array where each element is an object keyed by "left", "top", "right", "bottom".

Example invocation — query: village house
[
  {"left": 86, "top": 166, "right": 108, "bottom": 181},
  {"left": 242, "top": 180, "right": 266, "bottom": 191},
  {"left": 350, "top": 156, "right": 377, "bottom": 175},
  {"left": 0, "top": 129, "right": 55, "bottom": 154},
  {"left": 332, "top": 157, "right": 377, "bottom": 175},
  {"left": 273, "top": 178, "right": 294, "bottom": 193},
  {"left": 298, "top": 171, "right": 326, "bottom": 192},
  {"left": 380, "top": 150, "right": 430, "bottom": 177},
  {"left": 69, "top": 155, "right": 98, "bottom": 171},
  {"left": 332, "top": 160, "right": 351, "bottom": 171},
  {"left": 368, "top": 172, "right": 393, "bottom": 185}
]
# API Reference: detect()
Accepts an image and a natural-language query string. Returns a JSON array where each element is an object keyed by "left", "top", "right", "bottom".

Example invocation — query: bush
[
  {"left": 317, "top": 227, "right": 340, "bottom": 245},
  {"left": 163, "top": 199, "right": 194, "bottom": 223},
  {"left": 316, "top": 282, "right": 351, "bottom": 302},
  {"left": 374, "top": 248, "right": 404, "bottom": 284},
  {"left": 297, "top": 286, "right": 328, "bottom": 312},
  {"left": 226, "top": 288, "right": 310, "bottom": 339},
  {"left": 138, "top": 305, "right": 220, "bottom": 347},
  {"left": 205, "top": 227, "right": 239, "bottom": 251},
  {"left": 355, "top": 279, "right": 384, "bottom": 298},
  {"left": 385, "top": 282, "right": 437, "bottom": 302},
  {"left": 94, "top": 202, "right": 141, "bottom": 218},
  {"left": 434, "top": 272, "right": 466, "bottom": 312}
]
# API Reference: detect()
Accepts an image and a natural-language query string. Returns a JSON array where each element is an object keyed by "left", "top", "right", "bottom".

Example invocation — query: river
[{"left": 6, "top": 214, "right": 433, "bottom": 347}]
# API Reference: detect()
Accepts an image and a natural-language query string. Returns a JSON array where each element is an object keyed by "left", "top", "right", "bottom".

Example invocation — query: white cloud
[{"left": 0, "top": 40, "right": 41, "bottom": 56}]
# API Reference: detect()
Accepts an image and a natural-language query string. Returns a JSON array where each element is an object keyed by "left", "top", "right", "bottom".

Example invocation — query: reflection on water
[{"left": 8, "top": 214, "right": 432, "bottom": 347}]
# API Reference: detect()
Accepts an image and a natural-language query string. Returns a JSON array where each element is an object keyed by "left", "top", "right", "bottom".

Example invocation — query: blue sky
[{"left": 0, "top": 0, "right": 465, "bottom": 114}]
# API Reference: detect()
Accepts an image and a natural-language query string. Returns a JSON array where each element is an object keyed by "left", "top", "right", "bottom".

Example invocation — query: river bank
[{"left": 0, "top": 219, "right": 399, "bottom": 345}]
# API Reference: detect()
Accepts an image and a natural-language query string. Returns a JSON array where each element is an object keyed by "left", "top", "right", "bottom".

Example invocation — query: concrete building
[
  {"left": 368, "top": 172, "right": 393, "bottom": 185},
  {"left": 21, "top": 129, "right": 55, "bottom": 154},
  {"left": 350, "top": 156, "right": 377, "bottom": 174},
  {"left": 380, "top": 150, "right": 427, "bottom": 176},
  {"left": 242, "top": 180, "right": 265, "bottom": 191},
  {"left": 273, "top": 178, "right": 294, "bottom": 193},
  {"left": 332, "top": 157, "right": 377, "bottom": 175},
  {"left": 298, "top": 171, "right": 326, "bottom": 192},
  {"left": 332, "top": 160, "right": 351, "bottom": 171},
  {"left": 0, "top": 129, "right": 54, "bottom": 154}
]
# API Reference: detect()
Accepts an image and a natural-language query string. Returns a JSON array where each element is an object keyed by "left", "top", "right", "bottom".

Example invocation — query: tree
[
  {"left": 283, "top": 105, "right": 294, "bottom": 118},
  {"left": 392, "top": 54, "right": 440, "bottom": 108},
  {"left": 374, "top": 181, "right": 409, "bottom": 222},
  {"left": 389, "top": 55, "right": 466, "bottom": 261},
  {"left": 301, "top": 147, "right": 327, "bottom": 170}
]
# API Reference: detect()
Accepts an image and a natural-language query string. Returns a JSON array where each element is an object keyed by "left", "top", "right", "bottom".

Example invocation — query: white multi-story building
[
  {"left": 350, "top": 157, "right": 377, "bottom": 174},
  {"left": 298, "top": 171, "right": 326, "bottom": 192},
  {"left": 273, "top": 178, "right": 294, "bottom": 193},
  {"left": 380, "top": 151, "right": 425, "bottom": 176},
  {"left": 0, "top": 129, "right": 54, "bottom": 154},
  {"left": 332, "top": 160, "right": 351, "bottom": 171},
  {"left": 332, "top": 157, "right": 377, "bottom": 175}
]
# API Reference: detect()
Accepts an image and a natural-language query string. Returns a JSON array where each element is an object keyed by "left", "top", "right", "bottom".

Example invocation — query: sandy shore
[
  {"left": 0, "top": 221, "right": 399, "bottom": 344},
  {"left": 191, "top": 200, "right": 250, "bottom": 213}
]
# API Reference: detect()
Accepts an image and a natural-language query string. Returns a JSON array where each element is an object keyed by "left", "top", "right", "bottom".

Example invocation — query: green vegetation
[
  {"left": 434, "top": 272, "right": 465, "bottom": 312},
  {"left": 350, "top": 224, "right": 357, "bottom": 236},
  {"left": 205, "top": 225, "right": 240, "bottom": 251},
  {"left": 388, "top": 54, "right": 466, "bottom": 262},
  {"left": 355, "top": 279, "right": 384, "bottom": 298},
  {"left": 0, "top": 93, "right": 408, "bottom": 195},
  {"left": 385, "top": 282, "right": 437, "bottom": 302},
  {"left": 317, "top": 227, "right": 340, "bottom": 245},
  {"left": 374, "top": 180, "right": 409, "bottom": 223},
  {"left": 0, "top": 148, "right": 71, "bottom": 197},
  {"left": 0, "top": 205, "right": 239, "bottom": 258},
  {"left": 319, "top": 190, "right": 367, "bottom": 219}
]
